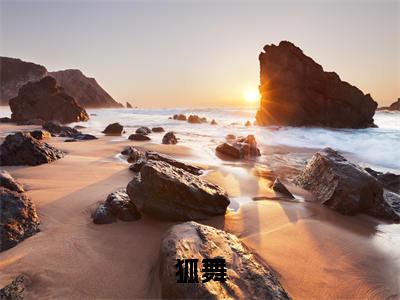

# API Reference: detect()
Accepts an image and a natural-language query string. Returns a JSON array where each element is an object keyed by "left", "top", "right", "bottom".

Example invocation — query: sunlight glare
[{"left": 243, "top": 88, "right": 260, "bottom": 103}]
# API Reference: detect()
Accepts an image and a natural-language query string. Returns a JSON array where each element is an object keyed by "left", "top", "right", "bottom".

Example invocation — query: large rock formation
[
  {"left": 9, "top": 76, "right": 89, "bottom": 124},
  {"left": 295, "top": 148, "right": 400, "bottom": 221},
  {"left": 49, "top": 69, "right": 122, "bottom": 108},
  {"left": 256, "top": 41, "right": 377, "bottom": 128},
  {"left": 127, "top": 161, "right": 229, "bottom": 221},
  {"left": 160, "top": 222, "right": 291, "bottom": 299},
  {"left": 377, "top": 99, "right": 400, "bottom": 111},
  {"left": 0, "top": 57, "right": 47, "bottom": 105}
]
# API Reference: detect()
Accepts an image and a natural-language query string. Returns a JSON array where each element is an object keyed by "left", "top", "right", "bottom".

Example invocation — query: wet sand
[{"left": 0, "top": 124, "right": 399, "bottom": 299}]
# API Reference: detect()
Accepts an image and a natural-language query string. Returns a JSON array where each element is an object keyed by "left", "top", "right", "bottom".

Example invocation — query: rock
[
  {"left": 211, "top": 119, "right": 217, "bottom": 125},
  {"left": 121, "top": 146, "right": 146, "bottom": 163},
  {"left": 48, "top": 69, "right": 122, "bottom": 108},
  {"left": 135, "top": 126, "right": 151, "bottom": 135},
  {"left": 128, "top": 134, "right": 151, "bottom": 141},
  {"left": 103, "top": 122, "right": 124, "bottom": 135},
  {"left": 16, "top": 118, "right": 45, "bottom": 126},
  {"left": 245, "top": 120, "right": 251, "bottom": 127},
  {"left": 127, "top": 161, "right": 229, "bottom": 221},
  {"left": 188, "top": 115, "right": 207, "bottom": 124},
  {"left": 294, "top": 148, "right": 400, "bottom": 221},
  {"left": 146, "top": 151, "right": 202, "bottom": 175},
  {"left": 43, "top": 121, "right": 79, "bottom": 137},
  {"left": 173, "top": 114, "right": 186, "bottom": 121},
  {"left": 225, "top": 134, "right": 236, "bottom": 141},
  {"left": 162, "top": 132, "right": 178, "bottom": 145},
  {"left": 9, "top": 76, "right": 89, "bottom": 124},
  {"left": 0, "top": 275, "right": 26, "bottom": 300},
  {"left": 271, "top": 178, "right": 294, "bottom": 199},
  {"left": 377, "top": 99, "right": 400, "bottom": 111},
  {"left": 92, "top": 203, "right": 116, "bottom": 224},
  {"left": 365, "top": 167, "right": 400, "bottom": 194},
  {"left": 160, "top": 221, "right": 291, "bottom": 299},
  {"left": 29, "top": 130, "right": 51, "bottom": 140},
  {"left": 152, "top": 127, "right": 165, "bottom": 133},
  {"left": 0, "top": 117, "right": 12, "bottom": 123},
  {"left": 64, "top": 134, "right": 97, "bottom": 142},
  {"left": 0, "top": 57, "right": 47, "bottom": 105},
  {"left": 126, "top": 102, "right": 133, "bottom": 108},
  {"left": 74, "top": 125, "right": 86, "bottom": 129},
  {"left": 216, "top": 135, "right": 261, "bottom": 159},
  {"left": 129, "top": 160, "right": 146, "bottom": 172},
  {"left": 256, "top": 41, "right": 377, "bottom": 128},
  {"left": 0, "top": 171, "right": 24, "bottom": 193},
  {"left": 0, "top": 187, "right": 40, "bottom": 251},
  {"left": 0, "top": 132, "right": 64, "bottom": 166}
]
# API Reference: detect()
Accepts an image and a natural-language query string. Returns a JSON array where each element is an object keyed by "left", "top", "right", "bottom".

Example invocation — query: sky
[{"left": 1, "top": 0, "right": 399, "bottom": 107}]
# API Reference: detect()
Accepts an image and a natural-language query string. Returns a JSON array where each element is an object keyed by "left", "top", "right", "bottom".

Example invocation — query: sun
[{"left": 243, "top": 88, "right": 260, "bottom": 103}]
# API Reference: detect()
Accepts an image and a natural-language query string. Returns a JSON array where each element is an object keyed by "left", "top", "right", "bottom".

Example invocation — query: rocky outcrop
[
  {"left": 1, "top": 187, "right": 40, "bottom": 251},
  {"left": 103, "top": 122, "right": 124, "bottom": 135},
  {"left": 0, "top": 171, "right": 24, "bottom": 193},
  {"left": 256, "top": 41, "right": 377, "bottom": 128},
  {"left": 49, "top": 69, "right": 122, "bottom": 108},
  {"left": 365, "top": 168, "right": 400, "bottom": 194},
  {"left": 295, "top": 148, "right": 400, "bottom": 221},
  {"left": 128, "top": 134, "right": 151, "bottom": 141},
  {"left": 29, "top": 130, "right": 52, "bottom": 140},
  {"left": 0, "top": 57, "right": 47, "bottom": 105},
  {"left": 9, "top": 76, "right": 89, "bottom": 124},
  {"left": 188, "top": 115, "right": 207, "bottom": 124},
  {"left": 0, "top": 117, "right": 12, "bottom": 123},
  {"left": 172, "top": 114, "right": 186, "bottom": 121},
  {"left": 377, "top": 99, "right": 400, "bottom": 111},
  {"left": 0, "top": 132, "right": 64, "bottom": 166},
  {"left": 216, "top": 135, "right": 261, "bottom": 159},
  {"left": 271, "top": 178, "right": 294, "bottom": 199},
  {"left": 92, "top": 190, "right": 141, "bottom": 224},
  {"left": 0, "top": 275, "right": 26, "bottom": 299},
  {"left": 42, "top": 121, "right": 96, "bottom": 141},
  {"left": 160, "top": 221, "right": 291, "bottom": 299},
  {"left": 162, "top": 132, "right": 178, "bottom": 144},
  {"left": 127, "top": 161, "right": 229, "bottom": 221}
]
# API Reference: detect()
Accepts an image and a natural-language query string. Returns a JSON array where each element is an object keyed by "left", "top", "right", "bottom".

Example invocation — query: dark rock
[
  {"left": 0, "top": 171, "right": 24, "bottom": 193},
  {"left": 103, "top": 122, "right": 124, "bottom": 135},
  {"left": 127, "top": 161, "right": 229, "bottom": 221},
  {"left": 16, "top": 118, "right": 45, "bottom": 126},
  {"left": 0, "top": 275, "right": 26, "bottom": 300},
  {"left": 151, "top": 127, "right": 165, "bottom": 133},
  {"left": 121, "top": 146, "right": 146, "bottom": 163},
  {"left": 49, "top": 69, "right": 123, "bottom": 108},
  {"left": 128, "top": 134, "right": 151, "bottom": 141},
  {"left": 377, "top": 99, "right": 400, "bottom": 111},
  {"left": 256, "top": 41, "right": 377, "bottom": 128},
  {"left": 72, "top": 133, "right": 97, "bottom": 141},
  {"left": 0, "top": 117, "right": 12, "bottom": 123},
  {"left": 162, "top": 132, "right": 178, "bottom": 145},
  {"left": 9, "top": 76, "right": 89, "bottom": 124},
  {"left": 0, "top": 132, "right": 64, "bottom": 166},
  {"left": 92, "top": 203, "right": 116, "bottom": 224},
  {"left": 271, "top": 178, "right": 295, "bottom": 199},
  {"left": 73, "top": 125, "right": 86, "bottom": 129},
  {"left": 0, "top": 187, "right": 40, "bottom": 251},
  {"left": 245, "top": 120, "right": 251, "bottom": 127},
  {"left": 173, "top": 114, "right": 186, "bottom": 121},
  {"left": 126, "top": 102, "right": 133, "bottom": 108},
  {"left": 188, "top": 114, "right": 207, "bottom": 124},
  {"left": 146, "top": 151, "right": 202, "bottom": 175},
  {"left": 129, "top": 160, "right": 146, "bottom": 172},
  {"left": 135, "top": 126, "right": 151, "bottom": 135},
  {"left": 43, "top": 121, "right": 79, "bottom": 137},
  {"left": 365, "top": 167, "right": 400, "bottom": 194},
  {"left": 225, "top": 134, "right": 236, "bottom": 141},
  {"left": 294, "top": 148, "right": 400, "bottom": 221},
  {"left": 29, "top": 130, "right": 51, "bottom": 140},
  {"left": 160, "top": 221, "right": 291, "bottom": 299},
  {"left": 211, "top": 119, "right": 217, "bottom": 125},
  {"left": 216, "top": 135, "right": 261, "bottom": 159}
]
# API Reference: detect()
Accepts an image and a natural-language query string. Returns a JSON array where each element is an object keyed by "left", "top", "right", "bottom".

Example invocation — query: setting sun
[{"left": 243, "top": 88, "right": 260, "bottom": 103}]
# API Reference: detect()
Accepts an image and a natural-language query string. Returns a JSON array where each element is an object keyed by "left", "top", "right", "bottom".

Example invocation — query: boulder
[
  {"left": 128, "top": 134, "right": 151, "bottom": 141},
  {"left": 0, "top": 132, "right": 64, "bottom": 166},
  {"left": 16, "top": 118, "right": 45, "bottom": 126},
  {"left": 225, "top": 134, "right": 236, "bottom": 141},
  {"left": 271, "top": 178, "right": 295, "bottom": 199},
  {"left": 365, "top": 167, "right": 400, "bottom": 194},
  {"left": 188, "top": 115, "right": 207, "bottom": 124},
  {"left": 135, "top": 126, "right": 151, "bottom": 135},
  {"left": 0, "top": 117, "right": 13, "bottom": 123},
  {"left": 377, "top": 99, "right": 400, "bottom": 111},
  {"left": 127, "top": 161, "right": 229, "bottom": 221},
  {"left": 0, "top": 171, "right": 24, "bottom": 193},
  {"left": 173, "top": 114, "right": 186, "bottom": 121},
  {"left": 216, "top": 135, "right": 261, "bottom": 159},
  {"left": 29, "top": 130, "right": 51, "bottom": 140},
  {"left": 121, "top": 146, "right": 146, "bottom": 163},
  {"left": 256, "top": 41, "right": 377, "bottom": 128},
  {"left": 92, "top": 203, "right": 116, "bottom": 224},
  {"left": 160, "top": 221, "right": 291, "bottom": 299},
  {"left": 0, "top": 275, "right": 26, "bottom": 300},
  {"left": 162, "top": 132, "right": 178, "bottom": 145},
  {"left": 0, "top": 187, "right": 40, "bottom": 251},
  {"left": 151, "top": 127, "right": 165, "bottom": 133},
  {"left": 245, "top": 120, "right": 251, "bottom": 127},
  {"left": 211, "top": 119, "right": 217, "bottom": 125},
  {"left": 294, "top": 148, "right": 400, "bottom": 221},
  {"left": 103, "top": 122, "right": 124, "bottom": 135},
  {"left": 43, "top": 121, "right": 79, "bottom": 137},
  {"left": 9, "top": 76, "right": 89, "bottom": 124}
]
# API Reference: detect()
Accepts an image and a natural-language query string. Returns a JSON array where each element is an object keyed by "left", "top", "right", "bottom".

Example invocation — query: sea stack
[{"left": 256, "top": 41, "right": 377, "bottom": 128}]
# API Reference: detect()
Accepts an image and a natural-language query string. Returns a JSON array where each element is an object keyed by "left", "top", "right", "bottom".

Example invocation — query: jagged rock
[
  {"left": 256, "top": 41, "right": 377, "bottom": 128},
  {"left": 377, "top": 99, "right": 400, "bottom": 111},
  {"left": 126, "top": 102, "right": 133, "bottom": 108},
  {"left": 43, "top": 121, "right": 79, "bottom": 137},
  {"left": 271, "top": 178, "right": 295, "bottom": 199},
  {"left": 0, "top": 275, "right": 26, "bottom": 300},
  {"left": 216, "top": 135, "right": 261, "bottom": 159},
  {"left": 245, "top": 120, "right": 251, "bottom": 127},
  {"left": 0, "top": 132, "right": 64, "bottom": 166},
  {"left": 0, "top": 117, "right": 12, "bottom": 123},
  {"left": 103, "top": 122, "right": 124, "bottom": 135},
  {"left": 129, "top": 160, "right": 146, "bottom": 172},
  {"left": 9, "top": 76, "right": 89, "bottom": 124},
  {"left": 135, "top": 127, "right": 151, "bottom": 135},
  {"left": 128, "top": 134, "right": 151, "bottom": 141},
  {"left": 0, "top": 171, "right": 24, "bottom": 193},
  {"left": 16, "top": 118, "right": 45, "bottom": 126},
  {"left": 162, "top": 132, "right": 178, "bottom": 145},
  {"left": 160, "top": 221, "right": 291, "bottom": 299},
  {"left": 121, "top": 146, "right": 146, "bottom": 163},
  {"left": 127, "top": 161, "right": 229, "bottom": 221},
  {"left": 49, "top": 69, "right": 122, "bottom": 108},
  {"left": 188, "top": 115, "right": 207, "bottom": 124},
  {"left": 0, "top": 187, "right": 40, "bottom": 251},
  {"left": 295, "top": 148, "right": 400, "bottom": 221},
  {"left": 365, "top": 168, "right": 400, "bottom": 194},
  {"left": 211, "top": 119, "right": 217, "bottom": 125},
  {"left": 92, "top": 203, "right": 116, "bottom": 224},
  {"left": 173, "top": 114, "right": 186, "bottom": 121},
  {"left": 152, "top": 127, "right": 165, "bottom": 133},
  {"left": 0, "top": 57, "right": 47, "bottom": 105},
  {"left": 29, "top": 130, "right": 51, "bottom": 140}
]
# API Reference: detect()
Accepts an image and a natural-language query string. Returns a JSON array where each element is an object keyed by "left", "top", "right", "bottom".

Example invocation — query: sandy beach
[{"left": 0, "top": 123, "right": 398, "bottom": 299}]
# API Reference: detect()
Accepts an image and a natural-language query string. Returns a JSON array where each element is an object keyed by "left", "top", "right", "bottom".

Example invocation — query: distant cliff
[
  {"left": 377, "top": 99, "right": 400, "bottom": 111},
  {"left": 49, "top": 69, "right": 122, "bottom": 108},
  {"left": 0, "top": 57, "right": 47, "bottom": 105}
]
